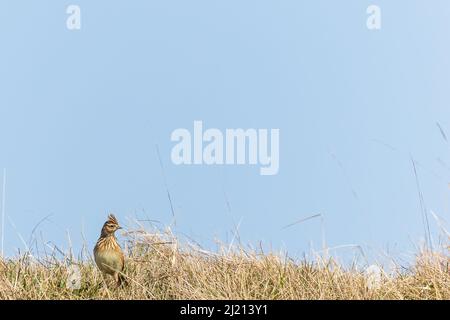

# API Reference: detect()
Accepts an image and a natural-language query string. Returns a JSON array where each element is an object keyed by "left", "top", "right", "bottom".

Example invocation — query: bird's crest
[{"left": 107, "top": 214, "right": 119, "bottom": 225}]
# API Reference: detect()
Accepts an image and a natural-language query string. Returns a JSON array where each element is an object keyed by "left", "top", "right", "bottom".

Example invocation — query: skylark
[{"left": 94, "top": 214, "right": 126, "bottom": 287}]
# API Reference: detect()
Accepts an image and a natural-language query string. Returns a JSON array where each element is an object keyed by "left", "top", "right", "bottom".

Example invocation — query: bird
[{"left": 94, "top": 214, "right": 126, "bottom": 287}]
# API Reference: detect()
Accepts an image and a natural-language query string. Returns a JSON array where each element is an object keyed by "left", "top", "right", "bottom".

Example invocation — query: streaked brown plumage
[{"left": 94, "top": 214, "right": 126, "bottom": 286}]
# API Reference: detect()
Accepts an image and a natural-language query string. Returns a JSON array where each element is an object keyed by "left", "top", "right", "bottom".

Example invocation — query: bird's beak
[{"left": 117, "top": 226, "right": 123, "bottom": 230}]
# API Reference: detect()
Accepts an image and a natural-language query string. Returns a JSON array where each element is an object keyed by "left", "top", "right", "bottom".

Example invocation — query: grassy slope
[{"left": 0, "top": 231, "right": 448, "bottom": 300}]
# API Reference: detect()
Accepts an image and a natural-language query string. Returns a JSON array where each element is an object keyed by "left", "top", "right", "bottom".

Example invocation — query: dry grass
[{"left": 0, "top": 228, "right": 448, "bottom": 300}]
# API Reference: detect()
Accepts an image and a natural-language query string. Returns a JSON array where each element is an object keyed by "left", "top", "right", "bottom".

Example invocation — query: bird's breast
[{"left": 95, "top": 249, "right": 124, "bottom": 273}]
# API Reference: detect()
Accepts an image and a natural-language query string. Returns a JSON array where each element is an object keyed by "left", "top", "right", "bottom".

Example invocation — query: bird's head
[{"left": 101, "top": 214, "right": 122, "bottom": 236}]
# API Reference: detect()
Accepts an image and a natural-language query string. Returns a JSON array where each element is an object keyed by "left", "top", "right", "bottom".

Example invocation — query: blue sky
[{"left": 0, "top": 1, "right": 449, "bottom": 262}]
